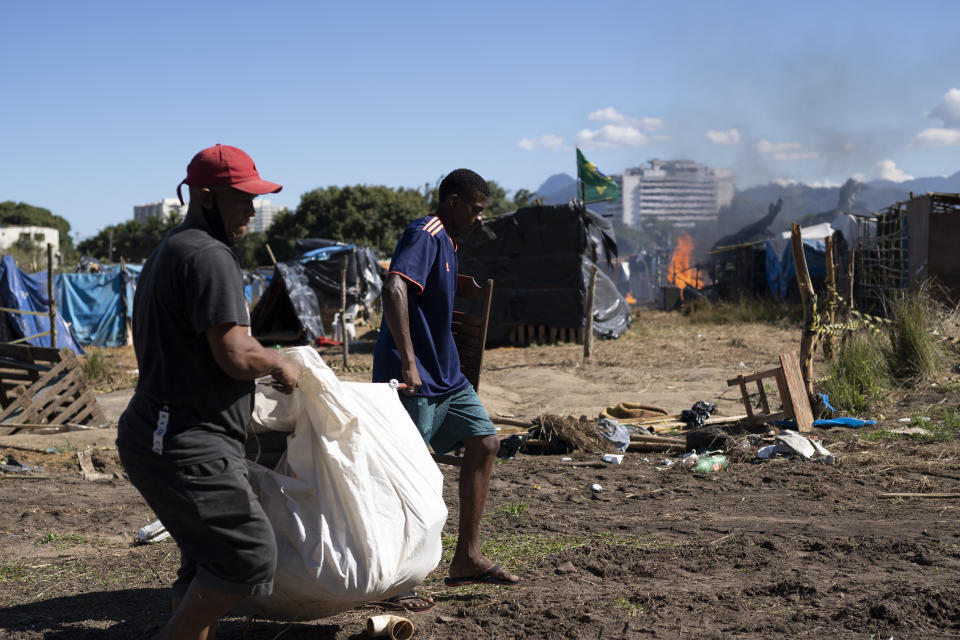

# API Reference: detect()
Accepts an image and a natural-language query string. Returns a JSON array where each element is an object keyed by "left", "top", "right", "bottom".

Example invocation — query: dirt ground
[{"left": 1, "top": 311, "right": 959, "bottom": 639}]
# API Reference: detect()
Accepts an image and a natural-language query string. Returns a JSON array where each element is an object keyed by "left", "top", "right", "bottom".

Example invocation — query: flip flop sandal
[
  {"left": 378, "top": 590, "right": 436, "bottom": 612},
  {"left": 444, "top": 563, "right": 520, "bottom": 587}
]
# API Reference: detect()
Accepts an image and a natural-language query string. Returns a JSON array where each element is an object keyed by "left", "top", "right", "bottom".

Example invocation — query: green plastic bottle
[{"left": 692, "top": 455, "right": 728, "bottom": 474}]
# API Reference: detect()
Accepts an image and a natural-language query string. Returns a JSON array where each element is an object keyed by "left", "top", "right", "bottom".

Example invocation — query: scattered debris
[
  {"left": 137, "top": 519, "right": 171, "bottom": 544},
  {"left": 680, "top": 401, "right": 716, "bottom": 430},
  {"left": 600, "top": 453, "right": 624, "bottom": 464}
]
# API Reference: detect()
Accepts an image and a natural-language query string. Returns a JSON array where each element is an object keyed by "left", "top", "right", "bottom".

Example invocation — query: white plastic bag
[{"left": 241, "top": 347, "right": 447, "bottom": 620}]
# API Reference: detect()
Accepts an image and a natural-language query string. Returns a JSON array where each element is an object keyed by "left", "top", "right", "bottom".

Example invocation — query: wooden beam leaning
[{"left": 790, "top": 224, "right": 817, "bottom": 398}]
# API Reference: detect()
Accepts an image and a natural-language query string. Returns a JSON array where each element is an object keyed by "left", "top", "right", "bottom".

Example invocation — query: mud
[{"left": 1, "top": 313, "right": 958, "bottom": 638}]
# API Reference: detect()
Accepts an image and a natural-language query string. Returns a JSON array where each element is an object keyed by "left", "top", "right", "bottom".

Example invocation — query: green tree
[
  {"left": 267, "top": 185, "right": 429, "bottom": 260},
  {"left": 0, "top": 201, "right": 76, "bottom": 262},
  {"left": 77, "top": 215, "right": 182, "bottom": 263}
]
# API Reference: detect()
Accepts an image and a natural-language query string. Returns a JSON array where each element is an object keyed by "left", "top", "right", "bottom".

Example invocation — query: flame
[
  {"left": 625, "top": 292, "right": 637, "bottom": 304},
  {"left": 667, "top": 233, "right": 702, "bottom": 294}
]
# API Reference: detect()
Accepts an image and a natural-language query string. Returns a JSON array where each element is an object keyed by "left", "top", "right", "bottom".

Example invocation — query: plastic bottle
[{"left": 692, "top": 455, "right": 728, "bottom": 474}]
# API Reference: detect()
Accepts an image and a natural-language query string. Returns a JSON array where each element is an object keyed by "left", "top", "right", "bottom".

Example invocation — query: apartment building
[{"left": 610, "top": 160, "right": 734, "bottom": 228}]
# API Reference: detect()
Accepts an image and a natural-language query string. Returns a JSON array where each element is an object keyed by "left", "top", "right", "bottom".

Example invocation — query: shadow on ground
[{"left": 0, "top": 588, "right": 355, "bottom": 639}]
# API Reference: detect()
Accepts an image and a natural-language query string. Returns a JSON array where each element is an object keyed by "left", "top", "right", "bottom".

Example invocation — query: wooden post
[
  {"left": 583, "top": 264, "right": 598, "bottom": 360},
  {"left": 47, "top": 244, "right": 56, "bottom": 349},
  {"left": 265, "top": 243, "right": 278, "bottom": 266},
  {"left": 340, "top": 252, "right": 349, "bottom": 369},
  {"left": 847, "top": 249, "right": 855, "bottom": 319},
  {"left": 824, "top": 233, "right": 836, "bottom": 359},
  {"left": 790, "top": 224, "right": 816, "bottom": 396}
]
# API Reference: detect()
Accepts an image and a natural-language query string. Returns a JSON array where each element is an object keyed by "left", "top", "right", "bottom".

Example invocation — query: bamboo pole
[
  {"left": 583, "top": 264, "right": 598, "bottom": 360},
  {"left": 823, "top": 234, "right": 836, "bottom": 359},
  {"left": 790, "top": 224, "right": 816, "bottom": 396},
  {"left": 47, "top": 244, "right": 56, "bottom": 349}
]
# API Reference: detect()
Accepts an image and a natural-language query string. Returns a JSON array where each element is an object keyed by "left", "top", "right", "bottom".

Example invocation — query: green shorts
[{"left": 399, "top": 384, "right": 496, "bottom": 455}]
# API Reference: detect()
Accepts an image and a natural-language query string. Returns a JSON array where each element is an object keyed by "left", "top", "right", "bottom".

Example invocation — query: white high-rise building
[
  {"left": 611, "top": 160, "right": 734, "bottom": 228},
  {"left": 132, "top": 197, "right": 283, "bottom": 232},
  {"left": 249, "top": 198, "right": 284, "bottom": 233},
  {"left": 133, "top": 198, "right": 185, "bottom": 224}
]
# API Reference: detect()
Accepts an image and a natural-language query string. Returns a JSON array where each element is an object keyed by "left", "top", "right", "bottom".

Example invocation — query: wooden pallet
[
  {"left": 726, "top": 352, "right": 813, "bottom": 432},
  {"left": 507, "top": 325, "right": 584, "bottom": 346},
  {"left": 0, "top": 346, "right": 107, "bottom": 436}
]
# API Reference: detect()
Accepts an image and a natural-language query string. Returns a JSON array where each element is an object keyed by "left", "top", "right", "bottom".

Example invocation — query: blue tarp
[
  {"left": 765, "top": 238, "right": 827, "bottom": 299},
  {"left": 57, "top": 272, "right": 127, "bottom": 348},
  {"left": 0, "top": 255, "right": 85, "bottom": 353}
]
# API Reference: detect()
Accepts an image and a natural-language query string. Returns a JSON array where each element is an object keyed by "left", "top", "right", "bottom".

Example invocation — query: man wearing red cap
[{"left": 118, "top": 144, "right": 300, "bottom": 639}]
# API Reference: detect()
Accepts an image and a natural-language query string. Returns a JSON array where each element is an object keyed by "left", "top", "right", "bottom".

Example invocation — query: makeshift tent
[
  {"left": 251, "top": 242, "right": 383, "bottom": 344},
  {"left": 765, "top": 222, "right": 835, "bottom": 299},
  {"left": 457, "top": 203, "right": 631, "bottom": 344},
  {"left": 0, "top": 255, "right": 85, "bottom": 353},
  {"left": 55, "top": 264, "right": 141, "bottom": 348}
]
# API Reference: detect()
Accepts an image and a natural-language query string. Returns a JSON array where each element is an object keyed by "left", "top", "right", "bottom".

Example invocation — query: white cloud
[
  {"left": 910, "top": 127, "right": 960, "bottom": 148},
  {"left": 875, "top": 159, "right": 914, "bottom": 183},
  {"left": 587, "top": 107, "right": 667, "bottom": 131},
  {"left": 755, "top": 139, "right": 819, "bottom": 161},
  {"left": 842, "top": 142, "right": 856, "bottom": 152},
  {"left": 929, "top": 88, "right": 960, "bottom": 128},
  {"left": 576, "top": 125, "right": 651, "bottom": 149},
  {"left": 851, "top": 172, "right": 866, "bottom": 182},
  {"left": 706, "top": 128, "right": 741, "bottom": 145},
  {"left": 810, "top": 178, "right": 841, "bottom": 188},
  {"left": 517, "top": 134, "right": 567, "bottom": 152},
  {"left": 772, "top": 177, "right": 798, "bottom": 187}
]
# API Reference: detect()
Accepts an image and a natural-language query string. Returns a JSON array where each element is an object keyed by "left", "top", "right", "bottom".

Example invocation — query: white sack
[{"left": 241, "top": 347, "right": 447, "bottom": 620}]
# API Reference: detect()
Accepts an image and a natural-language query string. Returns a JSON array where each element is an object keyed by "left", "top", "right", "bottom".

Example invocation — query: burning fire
[
  {"left": 625, "top": 292, "right": 637, "bottom": 304},
  {"left": 667, "top": 233, "right": 703, "bottom": 294}
]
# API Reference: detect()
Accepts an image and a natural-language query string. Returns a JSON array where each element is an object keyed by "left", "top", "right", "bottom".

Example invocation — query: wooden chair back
[{"left": 452, "top": 274, "right": 494, "bottom": 391}]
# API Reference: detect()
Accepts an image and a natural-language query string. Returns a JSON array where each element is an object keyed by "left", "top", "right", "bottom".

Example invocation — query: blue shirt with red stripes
[{"left": 373, "top": 214, "right": 469, "bottom": 397}]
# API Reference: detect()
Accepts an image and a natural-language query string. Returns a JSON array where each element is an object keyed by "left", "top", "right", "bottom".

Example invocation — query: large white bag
[{"left": 241, "top": 347, "right": 447, "bottom": 620}]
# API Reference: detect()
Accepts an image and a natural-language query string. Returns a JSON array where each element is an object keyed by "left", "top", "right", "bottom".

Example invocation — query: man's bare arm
[
  {"left": 382, "top": 273, "right": 421, "bottom": 395},
  {"left": 205, "top": 324, "right": 300, "bottom": 393}
]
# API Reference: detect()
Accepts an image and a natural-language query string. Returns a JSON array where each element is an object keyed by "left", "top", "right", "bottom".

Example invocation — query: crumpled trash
[
  {"left": 496, "top": 434, "right": 527, "bottom": 459},
  {"left": 601, "top": 453, "right": 624, "bottom": 464},
  {"left": 680, "top": 401, "right": 716, "bottom": 430},
  {"left": 597, "top": 417, "right": 630, "bottom": 452},
  {"left": 758, "top": 430, "right": 834, "bottom": 463}
]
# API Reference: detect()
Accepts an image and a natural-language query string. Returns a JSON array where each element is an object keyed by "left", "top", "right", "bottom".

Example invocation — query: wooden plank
[
  {"left": 0, "top": 357, "right": 75, "bottom": 422},
  {"left": 47, "top": 389, "right": 96, "bottom": 425},
  {"left": 26, "top": 369, "right": 84, "bottom": 423},
  {"left": 62, "top": 397, "right": 103, "bottom": 427},
  {"left": 726, "top": 367, "right": 784, "bottom": 386},
  {"left": 737, "top": 376, "right": 754, "bottom": 418},
  {"left": 451, "top": 311, "right": 483, "bottom": 327},
  {"left": 755, "top": 379, "right": 770, "bottom": 414},
  {"left": 879, "top": 493, "right": 960, "bottom": 499},
  {"left": 0, "top": 344, "right": 60, "bottom": 361},
  {"left": 451, "top": 323, "right": 482, "bottom": 337},
  {"left": 780, "top": 352, "right": 813, "bottom": 432},
  {"left": 549, "top": 326, "right": 557, "bottom": 344},
  {"left": 537, "top": 325, "right": 545, "bottom": 345}
]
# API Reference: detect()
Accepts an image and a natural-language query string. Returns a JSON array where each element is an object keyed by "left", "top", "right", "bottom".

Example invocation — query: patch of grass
[
  {"left": 614, "top": 597, "right": 646, "bottom": 617},
  {"left": 499, "top": 501, "right": 527, "bottom": 518},
  {"left": 35, "top": 532, "right": 87, "bottom": 547},
  {"left": 887, "top": 293, "right": 943, "bottom": 382},
  {"left": 863, "top": 409, "right": 960, "bottom": 443},
  {"left": 81, "top": 349, "right": 111, "bottom": 383},
  {"left": 821, "top": 333, "right": 891, "bottom": 414},
  {"left": 683, "top": 297, "right": 801, "bottom": 326},
  {"left": 0, "top": 565, "right": 27, "bottom": 582},
  {"left": 50, "top": 439, "right": 78, "bottom": 454}
]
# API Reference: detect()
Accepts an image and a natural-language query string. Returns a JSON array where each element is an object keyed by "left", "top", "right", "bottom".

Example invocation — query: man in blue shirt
[{"left": 374, "top": 169, "right": 519, "bottom": 609}]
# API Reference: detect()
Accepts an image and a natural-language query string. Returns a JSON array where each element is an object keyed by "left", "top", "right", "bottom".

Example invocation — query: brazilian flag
[{"left": 576, "top": 148, "right": 619, "bottom": 203}]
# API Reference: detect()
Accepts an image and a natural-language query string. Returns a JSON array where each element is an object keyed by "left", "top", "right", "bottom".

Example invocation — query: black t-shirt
[{"left": 117, "top": 223, "right": 253, "bottom": 463}]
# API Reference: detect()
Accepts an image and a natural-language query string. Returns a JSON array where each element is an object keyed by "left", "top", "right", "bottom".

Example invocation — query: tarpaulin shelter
[
  {"left": 765, "top": 222, "right": 836, "bottom": 299},
  {"left": 457, "top": 203, "right": 631, "bottom": 344},
  {"left": 251, "top": 242, "right": 383, "bottom": 344},
  {"left": 56, "top": 264, "right": 141, "bottom": 348},
  {"left": 0, "top": 255, "right": 85, "bottom": 353}
]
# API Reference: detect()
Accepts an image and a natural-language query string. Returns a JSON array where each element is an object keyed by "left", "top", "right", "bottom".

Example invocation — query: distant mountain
[
  {"left": 536, "top": 173, "right": 576, "bottom": 204},
  {"left": 866, "top": 170, "right": 960, "bottom": 195}
]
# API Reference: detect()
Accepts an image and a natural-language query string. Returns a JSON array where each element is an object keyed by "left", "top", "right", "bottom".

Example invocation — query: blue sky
[{"left": 2, "top": 0, "right": 958, "bottom": 240}]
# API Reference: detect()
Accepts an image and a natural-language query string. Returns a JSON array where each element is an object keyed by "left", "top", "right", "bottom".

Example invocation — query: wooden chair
[
  {"left": 433, "top": 274, "right": 493, "bottom": 467},
  {"left": 452, "top": 274, "right": 494, "bottom": 391}
]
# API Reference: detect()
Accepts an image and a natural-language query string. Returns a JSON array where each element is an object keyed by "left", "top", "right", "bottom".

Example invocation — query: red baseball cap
[{"left": 176, "top": 144, "right": 283, "bottom": 205}]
